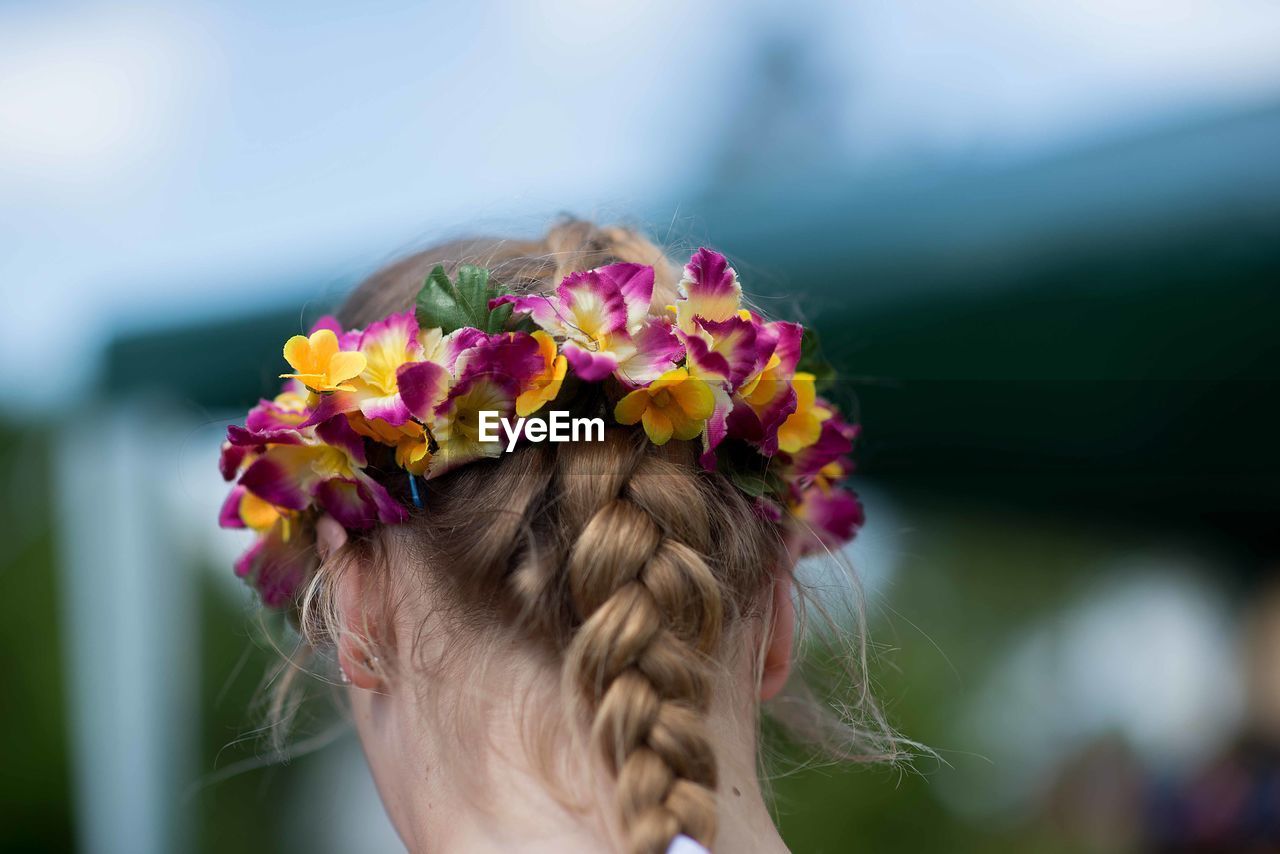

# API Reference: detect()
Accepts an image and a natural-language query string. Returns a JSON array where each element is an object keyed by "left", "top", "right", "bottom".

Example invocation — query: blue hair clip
[{"left": 407, "top": 472, "right": 423, "bottom": 509}]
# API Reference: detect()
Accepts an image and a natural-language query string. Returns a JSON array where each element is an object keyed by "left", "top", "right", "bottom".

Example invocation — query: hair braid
[
  {"left": 289, "top": 219, "right": 897, "bottom": 854},
  {"left": 559, "top": 433, "right": 726, "bottom": 854}
]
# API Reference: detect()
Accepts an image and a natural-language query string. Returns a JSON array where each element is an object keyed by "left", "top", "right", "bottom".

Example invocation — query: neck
[{"left": 349, "top": 648, "right": 790, "bottom": 854}]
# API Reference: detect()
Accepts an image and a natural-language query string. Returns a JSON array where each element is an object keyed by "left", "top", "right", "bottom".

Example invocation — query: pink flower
[
  {"left": 349, "top": 310, "right": 424, "bottom": 426},
  {"left": 232, "top": 519, "right": 314, "bottom": 607},
  {"left": 673, "top": 248, "right": 743, "bottom": 334},
  {"left": 493, "top": 263, "right": 683, "bottom": 383},
  {"left": 790, "top": 484, "right": 865, "bottom": 554}
]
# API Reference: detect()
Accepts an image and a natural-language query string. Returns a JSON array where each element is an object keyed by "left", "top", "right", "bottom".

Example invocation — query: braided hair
[{"left": 284, "top": 220, "right": 864, "bottom": 852}]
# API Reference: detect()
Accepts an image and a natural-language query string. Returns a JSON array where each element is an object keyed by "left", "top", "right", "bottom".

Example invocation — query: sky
[{"left": 3, "top": 0, "right": 1280, "bottom": 410}]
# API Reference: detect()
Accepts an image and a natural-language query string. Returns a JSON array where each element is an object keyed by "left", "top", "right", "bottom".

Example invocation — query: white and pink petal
[
  {"left": 613, "top": 319, "right": 685, "bottom": 387},
  {"left": 595, "top": 262, "right": 655, "bottom": 331},
  {"left": 675, "top": 248, "right": 742, "bottom": 330},
  {"left": 558, "top": 270, "right": 629, "bottom": 342}
]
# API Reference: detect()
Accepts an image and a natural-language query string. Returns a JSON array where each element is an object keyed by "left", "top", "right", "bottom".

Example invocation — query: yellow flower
[
  {"left": 740, "top": 352, "right": 782, "bottom": 404},
  {"left": 776, "top": 372, "right": 832, "bottom": 454},
  {"left": 281, "top": 329, "right": 367, "bottom": 393},
  {"left": 395, "top": 426, "right": 433, "bottom": 476},
  {"left": 517, "top": 331, "right": 568, "bottom": 417},
  {"left": 349, "top": 414, "right": 433, "bottom": 476},
  {"left": 614, "top": 367, "right": 715, "bottom": 445},
  {"left": 239, "top": 490, "right": 282, "bottom": 532}
]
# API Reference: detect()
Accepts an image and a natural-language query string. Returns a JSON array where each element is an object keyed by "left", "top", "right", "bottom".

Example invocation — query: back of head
[
  {"left": 328, "top": 221, "right": 779, "bottom": 852},
  {"left": 239, "top": 219, "right": 893, "bottom": 853}
]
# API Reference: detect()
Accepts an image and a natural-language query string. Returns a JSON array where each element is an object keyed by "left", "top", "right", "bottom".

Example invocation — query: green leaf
[
  {"left": 797, "top": 327, "right": 837, "bottom": 391},
  {"left": 728, "top": 469, "right": 770, "bottom": 498},
  {"left": 720, "top": 448, "right": 787, "bottom": 500},
  {"left": 415, "top": 264, "right": 517, "bottom": 334},
  {"left": 487, "top": 301, "right": 514, "bottom": 334}
]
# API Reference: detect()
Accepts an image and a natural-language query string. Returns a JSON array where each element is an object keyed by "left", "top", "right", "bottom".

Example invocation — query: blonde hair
[{"left": 275, "top": 219, "right": 896, "bottom": 853}]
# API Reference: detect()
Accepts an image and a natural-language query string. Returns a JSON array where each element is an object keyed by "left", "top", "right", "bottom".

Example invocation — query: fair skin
[{"left": 318, "top": 516, "right": 796, "bottom": 853}]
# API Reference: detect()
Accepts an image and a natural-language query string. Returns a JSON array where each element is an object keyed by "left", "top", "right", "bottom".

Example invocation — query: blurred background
[{"left": 3, "top": 1, "right": 1279, "bottom": 852}]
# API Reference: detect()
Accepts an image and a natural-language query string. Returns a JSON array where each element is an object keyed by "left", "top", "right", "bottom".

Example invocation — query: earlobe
[
  {"left": 338, "top": 644, "right": 384, "bottom": 691},
  {"left": 760, "top": 572, "right": 796, "bottom": 701}
]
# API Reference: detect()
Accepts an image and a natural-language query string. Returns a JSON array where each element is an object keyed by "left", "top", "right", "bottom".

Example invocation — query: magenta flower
[
  {"left": 220, "top": 248, "right": 867, "bottom": 610},
  {"left": 670, "top": 248, "right": 788, "bottom": 467},
  {"left": 292, "top": 310, "right": 426, "bottom": 430},
  {"left": 350, "top": 309, "right": 423, "bottom": 426},
  {"left": 673, "top": 248, "right": 743, "bottom": 333},
  {"left": 791, "top": 484, "right": 865, "bottom": 553},
  {"left": 493, "top": 263, "right": 683, "bottom": 383},
  {"left": 236, "top": 415, "right": 405, "bottom": 527},
  {"left": 726, "top": 320, "right": 804, "bottom": 455},
  {"left": 232, "top": 521, "right": 315, "bottom": 607},
  {"left": 684, "top": 315, "right": 760, "bottom": 390}
]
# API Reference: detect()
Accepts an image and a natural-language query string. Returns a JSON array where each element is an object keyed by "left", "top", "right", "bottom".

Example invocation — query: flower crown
[{"left": 219, "top": 248, "right": 863, "bottom": 607}]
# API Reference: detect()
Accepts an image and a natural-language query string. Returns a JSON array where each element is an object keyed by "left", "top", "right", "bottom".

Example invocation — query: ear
[
  {"left": 320, "top": 516, "right": 384, "bottom": 692},
  {"left": 760, "top": 570, "right": 796, "bottom": 701},
  {"left": 315, "top": 514, "right": 348, "bottom": 561}
]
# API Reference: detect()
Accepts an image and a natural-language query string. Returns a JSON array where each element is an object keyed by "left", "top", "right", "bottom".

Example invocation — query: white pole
[{"left": 55, "top": 405, "right": 195, "bottom": 854}]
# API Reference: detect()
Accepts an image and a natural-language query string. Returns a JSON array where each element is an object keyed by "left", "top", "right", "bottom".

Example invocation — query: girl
[{"left": 219, "top": 220, "right": 894, "bottom": 853}]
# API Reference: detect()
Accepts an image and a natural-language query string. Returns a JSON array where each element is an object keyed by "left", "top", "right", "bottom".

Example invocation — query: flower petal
[
  {"left": 219, "top": 485, "right": 248, "bottom": 528},
  {"left": 516, "top": 353, "right": 567, "bottom": 417},
  {"left": 562, "top": 341, "right": 619, "bottom": 382},
  {"left": 453, "top": 332, "right": 544, "bottom": 388},
  {"left": 239, "top": 490, "right": 281, "bottom": 531},
  {"left": 233, "top": 539, "right": 264, "bottom": 580},
  {"left": 327, "top": 351, "right": 368, "bottom": 388},
  {"left": 784, "top": 417, "right": 856, "bottom": 479},
  {"left": 244, "top": 394, "right": 310, "bottom": 434},
  {"left": 357, "top": 393, "right": 412, "bottom": 427},
  {"left": 675, "top": 247, "right": 741, "bottom": 331},
  {"left": 315, "top": 478, "right": 378, "bottom": 530},
  {"left": 640, "top": 406, "right": 674, "bottom": 445},
  {"left": 219, "top": 441, "right": 250, "bottom": 481},
  {"left": 314, "top": 414, "right": 368, "bottom": 467},
  {"left": 595, "top": 262, "right": 655, "bottom": 331},
  {"left": 283, "top": 333, "right": 315, "bottom": 374},
  {"left": 614, "top": 389, "right": 650, "bottom": 425},
  {"left": 792, "top": 485, "right": 864, "bottom": 551},
  {"left": 686, "top": 315, "right": 759, "bottom": 389},
  {"left": 398, "top": 359, "right": 450, "bottom": 423},
  {"left": 225, "top": 423, "right": 304, "bottom": 448},
  {"left": 358, "top": 310, "right": 420, "bottom": 371},
  {"left": 670, "top": 375, "right": 715, "bottom": 420},
  {"left": 309, "top": 315, "right": 343, "bottom": 336},
  {"left": 558, "top": 269, "right": 628, "bottom": 340},
  {"left": 697, "top": 385, "right": 735, "bottom": 470},
  {"left": 251, "top": 523, "right": 314, "bottom": 607},
  {"left": 669, "top": 410, "right": 703, "bottom": 442},
  {"left": 231, "top": 516, "right": 316, "bottom": 606},
  {"left": 354, "top": 471, "right": 409, "bottom": 524},
  {"left": 297, "top": 390, "right": 359, "bottom": 429},
  {"left": 431, "top": 372, "right": 518, "bottom": 474},
  {"left": 239, "top": 446, "right": 323, "bottom": 510},
  {"left": 490, "top": 293, "right": 565, "bottom": 336},
  {"left": 769, "top": 321, "right": 804, "bottom": 375},
  {"left": 777, "top": 412, "right": 823, "bottom": 455},
  {"left": 613, "top": 318, "right": 684, "bottom": 387}
]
